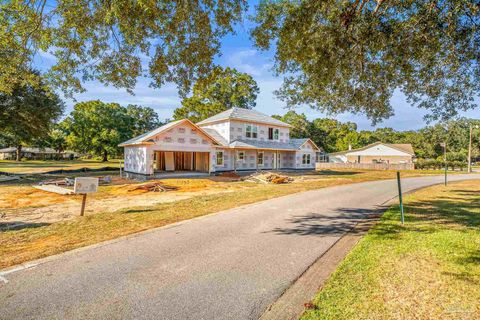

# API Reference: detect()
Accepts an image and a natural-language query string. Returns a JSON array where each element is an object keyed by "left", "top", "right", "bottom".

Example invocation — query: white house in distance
[
  {"left": 328, "top": 142, "right": 415, "bottom": 164},
  {"left": 119, "top": 107, "right": 321, "bottom": 178}
]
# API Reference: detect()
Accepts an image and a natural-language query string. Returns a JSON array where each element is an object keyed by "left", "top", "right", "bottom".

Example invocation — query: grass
[
  {"left": 0, "top": 159, "right": 121, "bottom": 174},
  {"left": 0, "top": 169, "right": 468, "bottom": 269},
  {"left": 301, "top": 180, "right": 480, "bottom": 320}
]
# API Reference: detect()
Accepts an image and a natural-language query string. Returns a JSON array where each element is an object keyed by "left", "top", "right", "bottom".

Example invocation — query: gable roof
[
  {"left": 119, "top": 119, "right": 221, "bottom": 147},
  {"left": 329, "top": 142, "right": 415, "bottom": 156},
  {"left": 196, "top": 108, "right": 292, "bottom": 128}
]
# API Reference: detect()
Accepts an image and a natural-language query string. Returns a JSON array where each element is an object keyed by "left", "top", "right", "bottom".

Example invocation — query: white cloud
[{"left": 225, "top": 49, "right": 272, "bottom": 77}]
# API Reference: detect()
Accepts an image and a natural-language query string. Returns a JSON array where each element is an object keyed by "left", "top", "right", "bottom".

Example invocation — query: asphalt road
[{"left": 1, "top": 174, "right": 479, "bottom": 320}]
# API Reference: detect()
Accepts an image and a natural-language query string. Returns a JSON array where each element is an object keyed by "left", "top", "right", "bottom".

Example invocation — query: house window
[
  {"left": 258, "top": 152, "right": 264, "bottom": 165},
  {"left": 237, "top": 151, "right": 245, "bottom": 162},
  {"left": 302, "top": 154, "right": 311, "bottom": 165},
  {"left": 246, "top": 124, "right": 258, "bottom": 139},
  {"left": 274, "top": 129, "right": 279, "bottom": 140},
  {"left": 216, "top": 151, "right": 224, "bottom": 166},
  {"left": 268, "top": 128, "right": 273, "bottom": 140}
]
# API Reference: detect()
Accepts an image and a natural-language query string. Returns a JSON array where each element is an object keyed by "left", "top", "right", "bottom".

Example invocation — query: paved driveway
[{"left": 1, "top": 174, "right": 479, "bottom": 320}]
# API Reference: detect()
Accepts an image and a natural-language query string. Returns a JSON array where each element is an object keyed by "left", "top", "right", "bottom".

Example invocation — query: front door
[{"left": 272, "top": 152, "right": 280, "bottom": 169}]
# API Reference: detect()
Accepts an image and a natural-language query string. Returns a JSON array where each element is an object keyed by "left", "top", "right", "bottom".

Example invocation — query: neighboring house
[
  {"left": 328, "top": 142, "right": 415, "bottom": 164},
  {"left": 119, "top": 107, "right": 321, "bottom": 177},
  {"left": 0, "top": 147, "right": 78, "bottom": 160}
]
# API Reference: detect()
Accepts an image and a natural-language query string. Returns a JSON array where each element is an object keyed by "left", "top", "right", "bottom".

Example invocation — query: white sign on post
[
  {"left": 74, "top": 177, "right": 99, "bottom": 194},
  {"left": 74, "top": 177, "right": 99, "bottom": 217}
]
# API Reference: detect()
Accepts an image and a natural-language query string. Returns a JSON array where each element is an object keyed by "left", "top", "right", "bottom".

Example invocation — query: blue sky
[{"left": 35, "top": 1, "right": 479, "bottom": 131}]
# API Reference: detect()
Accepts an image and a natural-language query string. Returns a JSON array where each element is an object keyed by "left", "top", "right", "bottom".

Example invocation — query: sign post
[
  {"left": 396, "top": 171, "right": 404, "bottom": 224},
  {"left": 74, "top": 177, "right": 99, "bottom": 217}
]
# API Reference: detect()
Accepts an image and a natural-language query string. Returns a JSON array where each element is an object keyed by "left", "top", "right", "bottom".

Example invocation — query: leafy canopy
[
  {"left": 64, "top": 101, "right": 133, "bottom": 161},
  {"left": 0, "top": 0, "right": 247, "bottom": 97},
  {"left": 252, "top": 0, "right": 480, "bottom": 123},
  {"left": 173, "top": 67, "right": 260, "bottom": 122},
  {"left": 0, "top": 74, "right": 64, "bottom": 154}
]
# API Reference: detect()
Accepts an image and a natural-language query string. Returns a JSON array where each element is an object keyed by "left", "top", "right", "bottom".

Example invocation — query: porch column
[
  {"left": 256, "top": 150, "right": 259, "bottom": 172},
  {"left": 233, "top": 150, "right": 236, "bottom": 172}
]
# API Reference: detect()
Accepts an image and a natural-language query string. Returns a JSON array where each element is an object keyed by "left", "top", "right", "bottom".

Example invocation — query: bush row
[{"left": 415, "top": 159, "right": 467, "bottom": 171}]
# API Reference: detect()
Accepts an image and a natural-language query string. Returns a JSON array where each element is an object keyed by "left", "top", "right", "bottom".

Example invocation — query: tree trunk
[
  {"left": 16, "top": 145, "right": 22, "bottom": 162},
  {"left": 102, "top": 149, "right": 108, "bottom": 162}
]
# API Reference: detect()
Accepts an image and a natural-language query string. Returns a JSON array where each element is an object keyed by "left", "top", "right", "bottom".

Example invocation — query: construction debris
[
  {"left": 33, "top": 185, "right": 75, "bottom": 195},
  {"left": 128, "top": 182, "right": 178, "bottom": 192},
  {"left": 39, "top": 178, "right": 74, "bottom": 186},
  {"left": 243, "top": 172, "right": 293, "bottom": 184}
]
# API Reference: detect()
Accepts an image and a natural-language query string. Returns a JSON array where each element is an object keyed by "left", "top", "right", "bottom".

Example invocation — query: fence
[{"left": 315, "top": 162, "right": 415, "bottom": 171}]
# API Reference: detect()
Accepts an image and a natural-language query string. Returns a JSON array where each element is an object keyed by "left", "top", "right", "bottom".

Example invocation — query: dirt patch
[{"left": 0, "top": 177, "right": 244, "bottom": 225}]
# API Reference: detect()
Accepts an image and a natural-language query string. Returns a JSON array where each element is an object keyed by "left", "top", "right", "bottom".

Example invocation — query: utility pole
[
  {"left": 468, "top": 124, "right": 478, "bottom": 173},
  {"left": 443, "top": 141, "right": 447, "bottom": 186},
  {"left": 468, "top": 124, "right": 473, "bottom": 173}
]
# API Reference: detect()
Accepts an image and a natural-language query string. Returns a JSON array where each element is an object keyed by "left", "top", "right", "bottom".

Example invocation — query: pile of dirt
[{"left": 243, "top": 172, "right": 294, "bottom": 184}]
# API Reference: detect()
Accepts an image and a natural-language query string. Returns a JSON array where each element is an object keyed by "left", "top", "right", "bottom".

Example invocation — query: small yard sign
[
  {"left": 74, "top": 177, "right": 99, "bottom": 216},
  {"left": 74, "top": 177, "right": 99, "bottom": 194}
]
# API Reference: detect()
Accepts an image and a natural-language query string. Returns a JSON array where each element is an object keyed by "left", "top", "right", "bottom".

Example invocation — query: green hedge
[{"left": 416, "top": 159, "right": 467, "bottom": 171}]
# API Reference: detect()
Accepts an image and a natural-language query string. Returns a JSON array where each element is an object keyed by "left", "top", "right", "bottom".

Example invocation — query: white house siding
[
  {"left": 149, "top": 123, "right": 215, "bottom": 153},
  {"left": 347, "top": 144, "right": 410, "bottom": 157},
  {"left": 200, "top": 122, "right": 230, "bottom": 144},
  {"left": 212, "top": 148, "right": 234, "bottom": 172},
  {"left": 295, "top": 142, "right": 317, "bottom": 169},
  {"left": 124, "top": 146, "right": 152, "bottom": 175},
  {"left": 228, "top": 120, "right": 290, "bottom": 143}
]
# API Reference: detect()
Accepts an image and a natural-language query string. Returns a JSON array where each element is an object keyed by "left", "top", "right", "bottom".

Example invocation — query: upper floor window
[
  {"left": 268, "top": 128, "right": 280, "bottom": 140},
  {"left": 246, "top": 124, "right": 258, "bottom": 139}
]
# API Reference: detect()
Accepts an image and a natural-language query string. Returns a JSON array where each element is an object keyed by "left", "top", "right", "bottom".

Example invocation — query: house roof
[
  {"left": 196, "top": 107, "right": 293, "bottom": 128},
  {"left": 329, "top": 142, "right": 415, "bottom": 156},
  {"left": 227, "top": 138, "right": 320, "bottom": 151},
  {"left": 202, "top": 128, "right": 228, "bottom": 146},
  {"left": 119, "top": 119, "right": 221, "bottom": 147}
]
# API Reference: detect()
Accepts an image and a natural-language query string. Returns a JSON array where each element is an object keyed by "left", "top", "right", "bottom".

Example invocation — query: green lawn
[
  {"left": 301, "top": 180, "right": 480, "bottom": 320},
  {"left": 0, "top": 159, "right": 121, "bottom": 174}
]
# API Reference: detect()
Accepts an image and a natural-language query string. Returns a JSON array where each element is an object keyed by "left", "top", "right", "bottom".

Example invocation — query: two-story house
[{"left": 119, "top": 108, "right": 320, "bottom": 178}]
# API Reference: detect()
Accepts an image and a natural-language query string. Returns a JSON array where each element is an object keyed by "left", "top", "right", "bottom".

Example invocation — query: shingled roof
[{"left": 197, "top": 108, "right": 292, "bottom": 128}]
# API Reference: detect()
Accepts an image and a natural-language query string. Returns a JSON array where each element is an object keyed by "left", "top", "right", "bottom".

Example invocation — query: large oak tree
[
  {"left": 0, "top": 0, "right": 247, "bottom": 96},
  {"left": 173, "top": 67, "right": 260, "bottom": 122},
  {"left": 252, "top": 0, "right": 480, "bottom": 123}
]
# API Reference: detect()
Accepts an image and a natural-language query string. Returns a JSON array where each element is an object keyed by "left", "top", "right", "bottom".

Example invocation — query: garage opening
[{"left": 154, "top": 151, "right": 209, "bottom": 172}]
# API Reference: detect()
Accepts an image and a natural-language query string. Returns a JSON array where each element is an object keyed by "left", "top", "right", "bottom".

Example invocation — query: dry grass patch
[{"left": 301, "top": 180, "right": 480, "bottom": 320}]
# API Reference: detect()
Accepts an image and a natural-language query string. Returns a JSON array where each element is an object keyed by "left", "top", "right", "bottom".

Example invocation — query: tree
[
  {"left": 0, "top": 77, "right": 64, "bottom": 161},
  {"left": 173, "top": 67, "right": 260, "bottom": 122},
  {"left": 272, "top": 111, "right": 310, "bottom": 139},
  {"left": 126, "top": 104, "right": 161, "bottom": 136},
  {"left": 0, "top": 1, "right": 247, "bottom": 97},
  {"left": 252, "top": 0, "right": 480, "bottom": 124},
  {"left": 64, "top": 101, "right": 132, "bottom": 161}
]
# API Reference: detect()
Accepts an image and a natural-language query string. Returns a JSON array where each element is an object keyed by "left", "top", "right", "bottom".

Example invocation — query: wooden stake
[{"left": 80, "top": 194, "right": 87, "bottom": 216}]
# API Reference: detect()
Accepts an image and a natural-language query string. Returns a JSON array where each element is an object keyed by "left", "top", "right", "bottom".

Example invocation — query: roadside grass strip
[{"left": 301, "top": 180, "right": 480, "bottom": 320}]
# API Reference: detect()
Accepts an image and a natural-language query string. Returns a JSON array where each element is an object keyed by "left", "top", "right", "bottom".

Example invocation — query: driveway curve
[{"left": 1, "top": 174, "right": 479, "bottom": 320}]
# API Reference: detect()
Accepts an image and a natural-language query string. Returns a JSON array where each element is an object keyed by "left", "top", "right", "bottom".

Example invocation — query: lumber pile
[
  {"left": 39, "top": 178, "right": 75, "bottom": 186},
  {"left": 244, "top": 172, "right": 293, "bottom": 184},
  {"left": 128, "top": 182, "right": 178, "bottom": 192}
]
